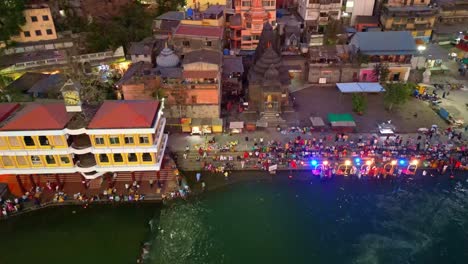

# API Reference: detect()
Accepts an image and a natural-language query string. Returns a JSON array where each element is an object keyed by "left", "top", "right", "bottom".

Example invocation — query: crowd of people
[{"left": 188, "top": 129, "right": 467, "bottom": 178}]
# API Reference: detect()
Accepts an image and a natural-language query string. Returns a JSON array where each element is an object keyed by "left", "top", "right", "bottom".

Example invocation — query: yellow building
[
  {"left": 187, "top": 0, "right": 227, "bottom": 11},
  {"left": 380, "top": 0, "right": 439, "bottom": 43},
  {"left": 0, "top": 80, "right": 168, "bottom": 181},
  {"left": 181, "top": 5, "right": 226, "bottom": 27},
  {"left": 10, "top": 3, "right": 57, "bottom": 43}
]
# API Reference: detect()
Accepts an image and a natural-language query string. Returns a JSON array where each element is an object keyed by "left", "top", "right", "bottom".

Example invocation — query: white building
[
  {"left": 345, "top": 0, "right": 376, "bottom": 26},
  {"left": 298, "top": 0, "right": 343, "bottom": 32}
]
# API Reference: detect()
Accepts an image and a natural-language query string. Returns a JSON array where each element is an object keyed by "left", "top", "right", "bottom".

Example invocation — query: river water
[{"left": 147, "top": 172, "right": 468, "bottom": 264}]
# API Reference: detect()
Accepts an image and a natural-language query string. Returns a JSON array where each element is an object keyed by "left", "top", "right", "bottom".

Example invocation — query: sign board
[
  {"left": 268, "top": 164, "right": 278, "bottom": 171},
  {"left": 319, "top": 78, "right": 327, "bottom": 84}
]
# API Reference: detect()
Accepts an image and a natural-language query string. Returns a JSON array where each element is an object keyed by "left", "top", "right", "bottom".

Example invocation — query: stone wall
[
  {"left": 164, "top": 104, "right": 220, "bottom": 118},
  {"left": 308, "top": 64, "right": 360, "bottom": 84}
]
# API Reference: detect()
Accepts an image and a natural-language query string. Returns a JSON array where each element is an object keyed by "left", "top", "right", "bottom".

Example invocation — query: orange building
[
  {"left": 229, "top": 0, "right": 276, "bottom": 51},
  {"left": 10, "top": 3, "right": 57, "bottom": 43}
]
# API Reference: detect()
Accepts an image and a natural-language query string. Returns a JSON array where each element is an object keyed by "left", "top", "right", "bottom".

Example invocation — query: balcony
[
  {"left": 70, "top": 134, "right": 92, "bottom": 154},
  {"left": 76, "top": 153, "right": 97, "bottom": 169}
]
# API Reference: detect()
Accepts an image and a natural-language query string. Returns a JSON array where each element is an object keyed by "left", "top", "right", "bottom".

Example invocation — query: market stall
[
  {"left": 229, "top": 121, "right": 244, "bottom": 133},
  {"left": 181, "top": 118, "right": 192, "bottom": 133},
  {"left": 327, "top": 113, "right": 356, "bottom": 132},
  {"left": 201, "top": 118, "right": 212, "bottom": 134},
  {"left": 191, "top": 118, "right": 202, "bottom": 135},
  {"left": 309, "top": 117, "right": 325, "bottom": 131},
  {"left": 212, "top": 118, "right": 223, "bottom": 133}
]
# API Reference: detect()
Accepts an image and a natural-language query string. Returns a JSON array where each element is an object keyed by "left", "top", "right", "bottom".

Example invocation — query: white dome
[{"left": 156, "top": 47, "right": 179, "bottom": 68}]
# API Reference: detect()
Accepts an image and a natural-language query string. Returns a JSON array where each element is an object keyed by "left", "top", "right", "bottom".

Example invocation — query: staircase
[{"left": 258, "top": 111, "right": 286, "bottom": 127}]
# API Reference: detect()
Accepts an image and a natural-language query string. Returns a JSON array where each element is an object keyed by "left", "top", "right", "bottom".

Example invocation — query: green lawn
[{"left": 0, "top": 203, "right": 160, "bottom": 264}]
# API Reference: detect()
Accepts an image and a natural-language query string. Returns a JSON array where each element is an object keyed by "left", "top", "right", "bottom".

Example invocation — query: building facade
[
  {"left": 0, "top": 88, "right": 168, "bottom": 181},
  {"left": 172, "top": 24, "right": 224, "bottom": 54},
  {"left": 229, "top": 0, "right": 277, "bottom": 50},
  {"left": 10, "top": 4, "right": 57, "bottom": 43},
  {"left": 380, "top": 0, "right": 439, "bottom": 43},
  {"left": 349, "top": 31, "right": 417, "bottom": 82},
  {"left": 297, "top": 0, "right": 342, "bottom": 32},
  {"left": 344, "top": 0, "right": 376, "bottom": 26},
  {"left": 436, "top": 0, "right": 468, "bottom": 24}
]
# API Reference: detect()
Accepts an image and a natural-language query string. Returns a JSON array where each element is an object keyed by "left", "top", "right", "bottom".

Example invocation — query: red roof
[
  {"left": 1, "top": 103, "right": 71, "bottom": 131},
  {"left": 174, "top": 24, "right": 223, "bottom": 38},
  {"left": 88, "top": 101, "right": 159, "bottom": 129},
  {"left": 0, "top": 103, "right": 20, "bottom": 123}
]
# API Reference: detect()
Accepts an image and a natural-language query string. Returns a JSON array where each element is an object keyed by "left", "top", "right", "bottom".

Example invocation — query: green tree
[
  {"left": 85, "top": 2, "right": 154, "bottom": 53},
  {"left": 0, "top": 0, "right": 26, "bottom": 46},
  {"left": 155, "top": 0, "right": 186, "bottom": 17},
  {"left": 352, "top": 93, "right": 367, "bottom": 114},
  {"left": 324, "top": 18, "right": 342, "bottom": 46},
  {"left": 373, "top": 63, "right": 390, "bottom": 82},
  {"left": 383, "top": 82, "right": 415, "bottom": 112}
]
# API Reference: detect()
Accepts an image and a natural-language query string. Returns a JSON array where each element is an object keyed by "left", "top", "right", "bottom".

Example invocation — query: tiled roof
[
  {"left": 88, "top": 101, "right": 159, "bottom": 129},
  {"left": 156, "top": 11, "right": 185, "bottom": 21},
  {"left": 174, "top": 24, "right": 223, "bottom": 38},
  {"left": 1, "top": 103, "right": 72, "bottom": 131},
  {"left": 0, "top": 103, "right": 20, "bottom": 123},
  {"left": 27, "top": 74, "right": 67, "bottom": 94}
]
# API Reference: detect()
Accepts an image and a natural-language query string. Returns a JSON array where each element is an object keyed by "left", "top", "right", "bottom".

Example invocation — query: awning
[
  {"left": 229, "top": 121, "right": 244, "bottom": 129},
  {"left": 309, "top": 117, "right": 325, "bottom": 127},
  {"left": 328, "top": 113, "right": 356, "bottom": 127},
  {"left": 336, "top": 82, "right": 385, "bottom": 93}
]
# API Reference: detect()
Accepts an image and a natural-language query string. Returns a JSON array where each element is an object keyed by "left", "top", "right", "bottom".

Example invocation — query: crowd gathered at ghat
[{"left": 184, "top": 126, "right": 467, "bottom": 178}]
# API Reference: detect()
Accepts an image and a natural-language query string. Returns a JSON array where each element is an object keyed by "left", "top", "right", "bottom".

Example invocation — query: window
[
  {"left": 242, "top": 36, "right": 251, "bottom": 41},
  {"left": 246, "top": 22, "right": 252, "bottom": 28},
  {"left": 205, "top": 41, "right": 212, "bottom": 47},
  {"left": 191, "top": 95, "right": 197, "bottom": 104},
  {"left": 35, "top": 30, "right": 42, "bottom": 36},
  {"left": 95, "top": 136, "right": 105, "bottom": 145},
  {"left": 31, "top": 16, "right": 38, "bottom": 22},
  {"left": 309, "top": 0, "right": 319, "bottom": 3},
  {"left": 15, "top": 156, "right": 28, "bottom": 166},
  {"left": 31, "top": 155, "right": 42, "bottom": 165},
  {"left": 109, "top": 136, "right": 120, "bottom": 145},
  {"left": 242, "top": 1, "right": 251, "bottom": 7},
  {"left": 128, "top": 153, "right": 138, "bottom": 162},
  {"left": 417, "top": 31, "right": 425, "bottom": 37},
  {"left": 23, "top": 136, "right": 35, "bottom": 146},
  {"left": 262, "top": 1, "right": 274, "bottom": 7},
  {"left": 142, "top": 153, "right": 153, "bottom": 162},
  {"left": 113, "top": 153, "right": 124, "bottom": 163},
  {"left": 182, "top": 41, "right": 190, "bottom": 47},
  {"left": 139, "top": 136, "right": 149, "bottom": 144},
  {"left": 8, "top": 137, "right": 21, "bottom": 147},
  {"left": 38, "top": 136, "right": 50, "bottom": 146},
  {"left": 124, "top": 136, "right": 134, "bottom": 144},
  {"left": 46, "top": 29, "right": 53, "bottom": 35},
  {"left": 0, "top": 137, "right": 6, "bottom": 148},
  {"left": 42, "top": 15, "right": 49, "bottom": 21},
  {"left": 24, "top": 31, "right": 31, "bottom": 37},
  {"left": 99, "top": 154, "right": 109, "bottom": 163},
  {"left": 60, "top": 155, "right": 70, "bottom": 164},
  {"left": 45, "top": 155, "right": 56, "bottom": 165},
  {"left": 2, "top": 157, "right": 14, "bottom": 167},
  {"left": 53, "top": 136, "right": 65, "bottom": 146}
]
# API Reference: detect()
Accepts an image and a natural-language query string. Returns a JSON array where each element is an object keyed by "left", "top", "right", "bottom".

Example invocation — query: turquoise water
[
  {"left": 148, "top": 172, "right": 468, "bottom": 264},
  {"left": 1, "top": 173, "right": 467, "bottom": 264}
]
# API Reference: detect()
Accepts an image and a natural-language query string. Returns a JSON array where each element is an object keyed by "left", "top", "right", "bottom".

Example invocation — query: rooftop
[
  {"left": 128, "top": 37, "right": 160, "bottom": 56},
  {"left": 355, "top": 16, "right": 380, "bottom": 25},
  {"left": 350, "top": 31, "right": 417, "bottom": 55},
  {"left": 5, "top": 72, "right": 50, "bottom": 93},
  {"left": 222, "top": 56, "right": 244, "bottom": 75},
  {"left": 156, "top": 11, "right": 185, "bottom": 21},
  {"left": 0, "top": 104, "right": 20, "bottom": 123},
  {"left": 174, "top": 24, "right": 224, "bottom": 38},
  {"left": 116, "top": 62, "right": 157, "bottom": 86},
  {"left": 183, "top": 50, "right": 222, "bottom": 65},
  {"left": 87, "top": 101, "right": 160, "bottom": 129},
  {"left": 27, "top": 74, "right": 68, "bottom": 95},
  {"left": 0, "top": 103, "right": 72, "bottom": 131}
]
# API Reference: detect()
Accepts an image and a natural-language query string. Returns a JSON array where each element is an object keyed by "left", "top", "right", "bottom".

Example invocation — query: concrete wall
[
  {"left": 308, "top": 65, "right": 360, "bottom": 84},
  {"left": 350, "top": 0, "right": 376, "bottom": 26},
  {"left": 172, "top": 37, "right": 222, "bottom": 54},
  {"left": 165, "top": 104, "right": 220, "bottom": 118}
]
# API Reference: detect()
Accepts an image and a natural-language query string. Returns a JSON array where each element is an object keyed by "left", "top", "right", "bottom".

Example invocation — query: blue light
[
  {"left": 354, "top": 158, "right": 361, "bottom": 164},
  {"left": 311, "top": 160, "right": 318, "bottom": 166},
  {"left": 399, "top": 160, "right": 406, "bottom": 165}
]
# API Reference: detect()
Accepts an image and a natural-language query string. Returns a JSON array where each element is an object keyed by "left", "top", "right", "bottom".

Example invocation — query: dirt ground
[{"left": 289, "top": 87, "right": 448, "bottom": 133}]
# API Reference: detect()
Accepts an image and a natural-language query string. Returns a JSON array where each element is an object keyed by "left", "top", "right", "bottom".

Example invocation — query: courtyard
[{"left": 289, "top": 86, "right": 449, "bottom": 133}]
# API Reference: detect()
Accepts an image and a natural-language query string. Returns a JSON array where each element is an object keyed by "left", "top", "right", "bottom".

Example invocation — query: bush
[{"left": 352, "top": 94, "right": 367, "bottom": 114}]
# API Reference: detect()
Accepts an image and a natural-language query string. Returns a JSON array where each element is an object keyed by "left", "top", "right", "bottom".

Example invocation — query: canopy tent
[
  {"left": 336, "top": 82, "right": 385, "bottom": 93},
  {"left": 309, "top": 117, "right": 325, "bottom": 127},
  {"left": 229, "top": 121, "right": 244, "bottom": 129},
  {"left": 328, "top": 113, "right": 356, "bottom": 127}
]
